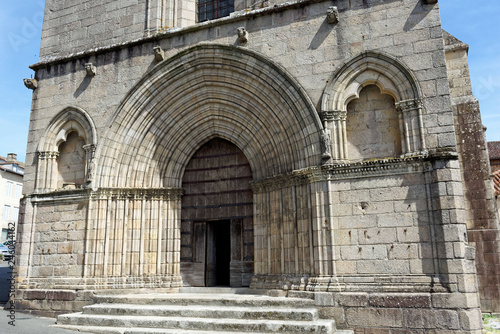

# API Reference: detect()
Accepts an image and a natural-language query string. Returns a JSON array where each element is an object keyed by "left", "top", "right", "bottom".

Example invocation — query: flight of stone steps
[{"left": 54, "top": 288, "right": 353, "bottom": 333}]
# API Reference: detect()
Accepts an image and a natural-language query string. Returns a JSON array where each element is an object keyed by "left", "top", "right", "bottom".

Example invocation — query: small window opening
[{"left": 198, "top": 0, "right": 234, "bottom": 22}]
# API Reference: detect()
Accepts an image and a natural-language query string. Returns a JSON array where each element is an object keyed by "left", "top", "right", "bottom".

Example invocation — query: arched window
[
  {"left": 321, "top": 51, "right": 425, "bottom": 163},
  {"left": 36, "top": 107, "right": 97, "bottom": 192}
]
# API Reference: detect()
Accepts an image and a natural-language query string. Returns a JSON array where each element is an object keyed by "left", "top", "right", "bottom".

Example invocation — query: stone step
[
  {"left": 93, "top": 293, "right": 316, "bottom": 308},
  {"left": 53, "top": 325, "right": 355, "bottom": 334},
  {"left": 82, "top": 303, "right": 319, "bottom": 321},
  {"left": 179, "top": 287, "right": 267, "bottom": 294},
  {"left": 57, "top": 313, "right": 337, "bottom": 333},
  {"left": 57, "top": 291, "right": 354, "bottom": 333}
]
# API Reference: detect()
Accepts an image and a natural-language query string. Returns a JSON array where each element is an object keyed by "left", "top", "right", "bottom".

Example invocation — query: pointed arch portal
[
  {"left": 96, "top": 43, "right": 325, "bottom": 189},
  {"left": 84, "top": 44, "right": 326, "bottom": 288}
]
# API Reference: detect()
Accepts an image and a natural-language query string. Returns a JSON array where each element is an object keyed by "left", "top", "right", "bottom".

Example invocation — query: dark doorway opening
[
  {"left": 181, "top": 138, "right": 254, "bottom": 287},
  {"left": 206, "top": 220, "right": 231, "bottom": 286}
]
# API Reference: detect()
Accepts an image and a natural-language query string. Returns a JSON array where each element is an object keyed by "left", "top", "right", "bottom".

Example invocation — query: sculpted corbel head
[
  {"left": 237, "top": 27, "right": 248, "bottom": 43},
  {"left": 327, "top": 6, "right": 339, "bottom": 24}
]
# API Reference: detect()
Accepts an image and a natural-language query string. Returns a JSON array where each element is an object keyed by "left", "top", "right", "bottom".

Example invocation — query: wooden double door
[{"left": 181, "top": 138, "right": 254, "bottom": 287}]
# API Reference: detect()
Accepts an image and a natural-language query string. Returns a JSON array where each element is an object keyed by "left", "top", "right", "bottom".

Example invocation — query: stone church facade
[{"left": 15, "top": 0, "right": 500, "bottom": 332}]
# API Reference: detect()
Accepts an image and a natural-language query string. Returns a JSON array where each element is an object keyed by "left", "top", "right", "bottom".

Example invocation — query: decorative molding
[
  {"left": 84, "top": 63, "right": 96, "bottom": 77},
  {"left": 251, "top": 274, "right": 451, "bottom": 293},
  {"left": 251, "top": 152, "right": 460, "bottom": 192},
  {"left": 23, "top": 78, "right": 38, "bottom": 90},
  {"left": 83, "top": 144, "right": 96, "bottom": 156},
  {"left": 319, "top": 156, "right": 426, "bottom": 181},
  {"left": 37, "top": 151, "right": 59, "bottom": 160},
  {"left": 319, "top": 110, "right": 346, "bottom": 121},
  {"left": 237, "top": 27, "right": 248, "bottom": 43},
  {"left": 18, "top": 276, "right": 183, "bottom": 290},
  {"left": 395, "top": 98, "right": 423, "bottom": 113},
  {"left": 30, "top": 189, "right": 91, "bottom": 204},
  {"left": 322, "top": 51, "right": 422, "bottom": 112},
  {"left": 91, "top": 187, "right": 184, "bottom": 200},
  {"left": 153, "top": 46, "right": 165, "bottom": 62},
  {"left": 326, "top": 6, "right": 339, "bottom": 24},
  {"left": 29, "top": 187, "right": 184, "bottom": 203},
  {"left": 38, "top": 106, "right": 98, "bottom": 152}
]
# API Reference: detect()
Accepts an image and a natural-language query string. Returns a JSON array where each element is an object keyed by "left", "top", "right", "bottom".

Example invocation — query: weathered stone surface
[
  {"left": 46, "top": 290, "right": 76, "bottom": 301},
  {"left": 57, "top": 291, "right": 348, "bottom": 333},
  {"left": 338, "top": 293, "right": 368, "bottom": 307},
  {"left": 368, "top": 294, "right": 431, "bottom": 308},
  {"left": 15, "top": 0, "right": 491, "bottom": 332},
  {"left": 346, "top": 308, "right": 403, "bottom": 327},
  {"left": 24, "top": 290, "right": 46, "bottom": 300}
]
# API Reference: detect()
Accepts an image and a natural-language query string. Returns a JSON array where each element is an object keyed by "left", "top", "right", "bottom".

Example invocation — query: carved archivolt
[
  {"left": 36, "top": 106, "right": 97, "bottom": 192},
  {"left": 321, "top": 51, "right": 425, "bottom": 162},
  {"left": 97, "top": 44, "right": 325, "bottom": 189}
]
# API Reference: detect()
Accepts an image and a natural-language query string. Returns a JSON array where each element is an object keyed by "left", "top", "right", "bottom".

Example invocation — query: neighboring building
[
  {"left": 0, "top": 154, "right": 24, "bottom": 242},
  {"left": 16, "top": 0, "right": 499, "bottom": 332},
  {"left": 489, "top": 142, "right": 500, "bottom": 173}
]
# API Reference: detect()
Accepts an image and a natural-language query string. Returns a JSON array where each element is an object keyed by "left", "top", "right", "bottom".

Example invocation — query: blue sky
[{"left": 0, "top": 1, "right": 498, "bottom": 163}]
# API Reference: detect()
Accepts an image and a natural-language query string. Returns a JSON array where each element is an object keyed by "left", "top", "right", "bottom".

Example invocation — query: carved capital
[
  {"left": 38, "top": 151, "right": 59, "bottom": 160},
  {"left": 396, "top": 99, "right": 423, "bottom": 113},
  {"left": 237, "top": 27, "right": 248, "bottom": 44},
  {"left": 23, "top": 78, "right": 38, "bottom": 90},
  {"left": 320, "top": 110, "right": 346, "bottom": 121},
  {"left": 327, "top": 6, "right": 339, "bottom": 24},
  {"left": 91, "top": 187, "right": 184, "bottom": 201},
  {"left": 83, "top": 144, "right": 96, "bottom": 156},
  {"left": 85, "top": 63, "right": 96, "bottom": 77},
  {"left": 153, "top": 46, "right": 165, "bottom": 62}
]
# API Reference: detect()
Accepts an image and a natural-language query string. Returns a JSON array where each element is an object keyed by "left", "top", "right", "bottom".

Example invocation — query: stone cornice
[
  {"left": 29, "top": 187, "right": 184, "bottom": 203},
  {"left": 91, "top": 187, "right": 184, "bottom": 200},
  {"left": 395, "top": 99, "right": 423, "bottom": 113},
  {"left": 319, "top": 110, "right": 347, "bottom": 121},
  {"left": 444, "top": 42, "right": 469, "bottom": 53},
  {"left": 251, "top": 150, "right": 458, "bottom": 192},
  {"left": 30, "top": 0, "right": 327, "bottom": 71},
  {"left": 30, "top": 189, "right": 91, "bottom": 204},
  {"left": 37, "top": 151, "right": 59, "bottom": 159}
]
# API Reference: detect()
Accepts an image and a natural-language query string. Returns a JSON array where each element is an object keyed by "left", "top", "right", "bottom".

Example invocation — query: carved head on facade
[
  {"left": 153, "top": 46, "right": 165, "bottom": 62},
  {"left": 237, "top": 27, "right": 248, "bottom": 43},
  {"left": 327, "top": 6, "right": 339, "bottom": 24},
  {"left": 85, "top": 63, "right": 96, "bottom": 77}
]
